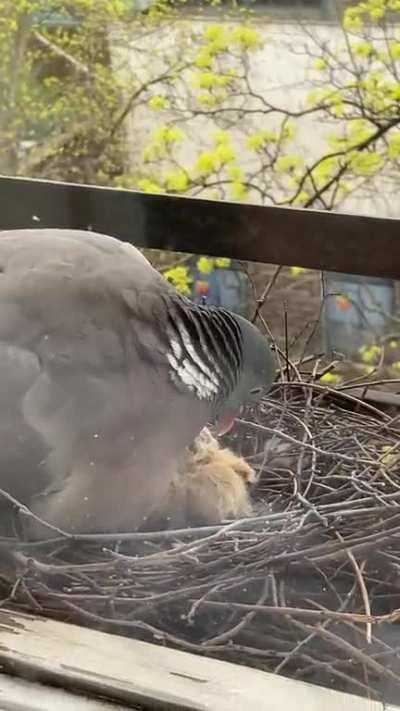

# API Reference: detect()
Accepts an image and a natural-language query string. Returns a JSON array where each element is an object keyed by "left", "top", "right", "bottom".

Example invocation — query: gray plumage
[{"left": 0, "top": 228, "right": 276, "bottom": 536}]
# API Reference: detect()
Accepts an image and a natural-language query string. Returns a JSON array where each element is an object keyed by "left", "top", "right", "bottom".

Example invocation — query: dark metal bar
[{"left": 1, "top": 174, "right": 399, "bottom": 279}]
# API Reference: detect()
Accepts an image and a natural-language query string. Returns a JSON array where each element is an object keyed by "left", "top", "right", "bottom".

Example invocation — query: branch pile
[{"left": 2, "top": 382, "right": 400, "bottom": 702}]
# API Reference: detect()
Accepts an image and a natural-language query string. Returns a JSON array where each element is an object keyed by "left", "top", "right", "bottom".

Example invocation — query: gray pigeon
[{"left": 0, "top": 228, "right": 276, "bottom": 536}]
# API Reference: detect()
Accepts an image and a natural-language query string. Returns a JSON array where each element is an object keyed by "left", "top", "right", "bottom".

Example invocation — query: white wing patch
[
  {"left": 166, "top": 342, "right": 220, "bottom": 401},
  {"left": 172, "top": 319, "right": 221, "bottom": 385},
  {"left": 169, "top": 338, "right": 182, "bottom": 360}
]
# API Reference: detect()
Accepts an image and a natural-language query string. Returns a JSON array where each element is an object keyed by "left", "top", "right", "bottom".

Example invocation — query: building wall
[
  {"left": 121, "top": 12, "right": 400, "bottom": 218},
  {"left": 119, "top": 8, "right": 400, "bottom": 359}
]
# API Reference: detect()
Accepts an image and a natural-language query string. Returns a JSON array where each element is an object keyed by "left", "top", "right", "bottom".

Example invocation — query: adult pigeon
[{"left": 0, "top": 228, "right": 276, "bottom": 536}]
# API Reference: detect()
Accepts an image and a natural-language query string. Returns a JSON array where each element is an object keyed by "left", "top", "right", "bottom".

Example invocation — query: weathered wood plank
[
  {"left": 0, "top": 673, "right": 130, "bottom": 711},
  {"left": 0, "top": 609, "right": 385, "bottom": 711}
]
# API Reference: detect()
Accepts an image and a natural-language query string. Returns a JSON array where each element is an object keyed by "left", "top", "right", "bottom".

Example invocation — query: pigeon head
[
  {"left": 222, "top": 313, "right": 276, "bottom": 408},
  {"left": 211, "top": 313, "right": 277, "bottom": 435},
  {"left": 164, "top": 296, "right": 276, "bottom": 436}
]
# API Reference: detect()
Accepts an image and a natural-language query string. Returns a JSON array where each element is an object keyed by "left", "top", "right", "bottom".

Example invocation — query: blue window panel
[
  {"left": 189, "top": 262, "right": 252, "bottom": 318},
  {"left": 324, "top": 273, "right": 395, "bottom": 357}
]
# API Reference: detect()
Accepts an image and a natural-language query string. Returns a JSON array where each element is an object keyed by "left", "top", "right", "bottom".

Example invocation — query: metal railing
[{"left": 0, "top": 174, "right": 399, "bottom": 279}]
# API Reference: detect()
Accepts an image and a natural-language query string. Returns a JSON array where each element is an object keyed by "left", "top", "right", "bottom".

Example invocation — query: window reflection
[{"left": 2, "top": 0, "right": 400, "bottom": 705}]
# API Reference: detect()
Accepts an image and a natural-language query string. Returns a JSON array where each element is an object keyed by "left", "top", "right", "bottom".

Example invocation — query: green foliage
[
  {"left": 0, "top": 0, "right": 132, "bottom": 180},
  {"left": 388, "top": 132, "right": 400, "bottom": 158},
  {"left": 136, "top": 19, "right": 267, "bottom": 200},
  {"left": 215, "top": 256, "right": 231, "bottom": 268},
  {"left": 137, "top": 177, "right": 165, "bottom": 193},
  {"left": 348, "top": 150, "right": 383, "bottom": 176},
  {"left": 149, "top": 95, "right": 169, "bottom": 110},
  {"left": 197, "top": 256, "right": 214, "bottom": 275},
  {"left": 4, "top": 0, "right": 400, "bottom": 215},
  {"left": 359, "top": 343, "right": 382, "bottom": 364},
  {"left": 246, "top": 130, "right": 278, "bottom": 150},
  {"left": 319, "top": 372, "right": 342, "bottom": 385},
  {"left": 314, "top": 57, "right": 327, "bottom": 71},
  {"left": 275, "top": 155, "right": 303, "bottom": 175},
  {"left": 342, "top": 0, "right": 399, "bottom": 30},
  {"left": 134, "top": 0, "right": 400, "bottom": 209},
  {"left": 380, "top": 444, "right": 398, "bottom": 467},
  {"left": 164, "top": 265, "right": 192, "bottom": 295},
  {"left": 290, "top": 266, "right": 307, "bottom": 277},
  {"left": 165, "top": 169, "right": 188, "bottom": 191},
  {"left": 196, "top": 255, "right": 230, "bottom": 274},
  {"left": 162, "top": 254, "right": 232, "bottom": 295}
]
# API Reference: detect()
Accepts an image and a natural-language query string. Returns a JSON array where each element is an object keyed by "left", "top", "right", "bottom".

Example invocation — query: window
[
  {"left": 247, "top": 0, "right": 327, "bottom": 15},
  {"left": 3, "top": 0, "right": 400, "bottom": 705}
]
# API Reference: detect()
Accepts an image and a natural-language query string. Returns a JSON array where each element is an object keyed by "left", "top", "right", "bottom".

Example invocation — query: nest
[{"left": 2, "top": 381, "right": 400, "bottom": 703}]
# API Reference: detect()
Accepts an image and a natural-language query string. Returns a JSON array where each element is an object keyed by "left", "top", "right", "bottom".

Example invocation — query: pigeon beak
[{"left": 212, "top": 407, "right": 242, "bottom": 437}]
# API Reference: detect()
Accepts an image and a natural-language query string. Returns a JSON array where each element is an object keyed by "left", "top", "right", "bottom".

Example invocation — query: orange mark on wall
[
  {"left": 195, "top": 280, "right": 211, "bottom": 296},
  {"left": 335, "top": 295, "right": 352, "bottom": 312}
]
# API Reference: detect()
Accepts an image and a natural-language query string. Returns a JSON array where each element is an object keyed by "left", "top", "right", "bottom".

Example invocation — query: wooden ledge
[
  {"left": 0, "top": 674, "right": 128, "bottom": 711},
  {"left": 0, "top": 609, "right": 389, "bottom": 710}
]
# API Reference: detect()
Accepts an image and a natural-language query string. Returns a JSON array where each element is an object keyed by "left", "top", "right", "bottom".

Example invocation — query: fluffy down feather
[{"left": 149, "top": 428, "right": 256, "bottom": 528}]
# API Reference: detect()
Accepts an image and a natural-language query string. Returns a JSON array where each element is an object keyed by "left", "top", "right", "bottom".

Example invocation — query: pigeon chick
[{"left": 150, "top": 427, "right": 256, "bottom": 528}]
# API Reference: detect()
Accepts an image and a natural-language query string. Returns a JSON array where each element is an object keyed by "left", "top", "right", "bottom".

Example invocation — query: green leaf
[
  {"left": 275, "top": 154, "right": 303, "bottom": 174},
  {"left": 215, "top": 143, "right": 235, "bottom": 164},
  {"left": 153, "top": 126, "right": 184, "bottom": 144},
  {"left": 359, "top": 343, "right": 382, "bottom": 364},
  {"left": 197, "top": 256, "right": 214, "bottom": 275},
  {"left": 231, "top": 25, "right": 262, "bottom": 50},
  {"left": 195, "top": 50, "right": 213, "bottom": 68},
  {"left": 165, "top": 170, "right": 189, "bottom": 192},
  {"left": 212, "top": 128, "right": 231, "bottom": 145},
  {"left": 246, "top": 130, "right": 277, "bottom": 150},
  {"left": 164, "top": 265, "right": 192, "bottom": 295},
  {"left": 290, "top": 266, "right": 307, "bottom": 277},
  {"left": 314, "top": 58, "right": 327, "bottom": 71},
  {"left": 293, "top": 191, "right": 310, "bottom": 206},
  {"left": 349, "top": 151, "right": 383, "bottom": 176},
  {"left": 388, "top": 132, "right": 400, "bottom": 159},
  {"left": 149, "top": 95, "right": 168, "bottom": 110},
  {"left": 196, "top": 151, "right": 219, "bottom": 174},
  {"left": 353, "top": 41, "right": 374, "bottom": 58},
  {"left": 320, "top": 372, "right": 342, "bottom": 384},
  {"left": 137, "top": 178, "right": 165, "bottom": 194},
  {"left": 231, "top": 181, "right": 247, "bottom": 200},
  {"left": 215, "top": 257, "right": 231, "bottom": 268},
  {"left": 343, "top": 7, "right": 364, "bottom": 31},
  {"left": 370, "top": 7, "right": 385, "bottom": 22}
]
